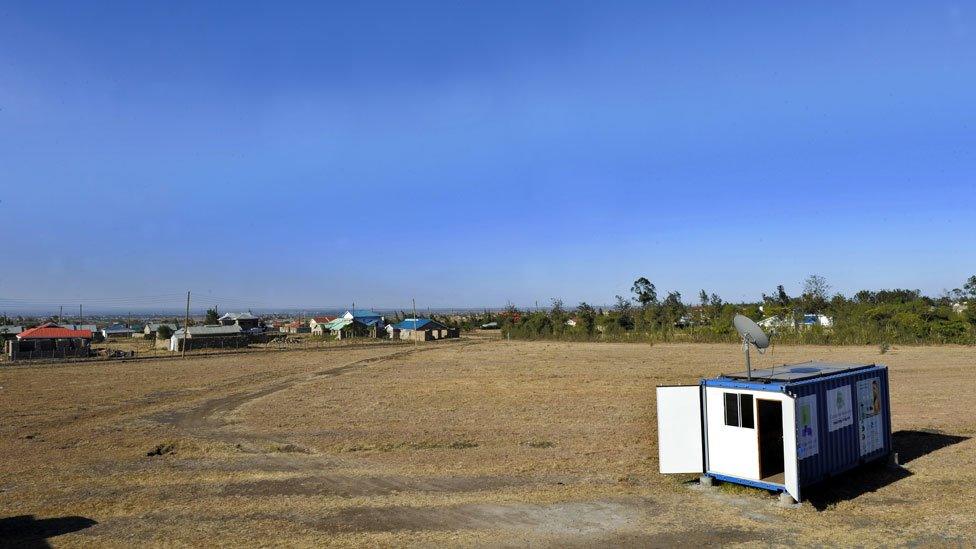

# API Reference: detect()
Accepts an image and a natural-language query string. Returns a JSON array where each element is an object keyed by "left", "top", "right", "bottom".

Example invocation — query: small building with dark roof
[
  {"left": 168, "top": 325, "right": 246, "bottom": 351},
  {"left": 389, "top": 318, "right": 459, "bottom": 341},
  {"left": 102, "top": 324, "right": 135, "bottom": 338},
  {"left": 0, "top": 325, "right": 23, "bottom": 341},
  {"left": 218, "top": 312, "right": 261, "bottom": 331}
]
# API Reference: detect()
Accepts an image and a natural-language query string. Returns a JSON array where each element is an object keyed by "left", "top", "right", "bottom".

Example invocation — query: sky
[{"left": 1, "top": 2, "right": 975, "bottom": 313}]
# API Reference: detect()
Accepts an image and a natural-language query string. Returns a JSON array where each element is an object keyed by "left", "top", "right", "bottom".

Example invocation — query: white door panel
[
  {"left": 657, "top": 385, "right": 704, "bottom": 474},
  {"left": 783, "top": 395, "right": 800, "bottom": 501}
]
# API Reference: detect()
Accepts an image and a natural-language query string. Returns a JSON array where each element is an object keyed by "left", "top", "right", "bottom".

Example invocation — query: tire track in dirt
[
  {"left": 152, "top": 339, "right": 486, "bottom": 450},
  {"left": 143, "top": 338, "right": 667, "bottom": 539}
]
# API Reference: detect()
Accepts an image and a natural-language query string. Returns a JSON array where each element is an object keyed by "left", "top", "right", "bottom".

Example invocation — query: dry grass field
[{"left": 0, "top": 338, "right": 974, "bottom": 547}]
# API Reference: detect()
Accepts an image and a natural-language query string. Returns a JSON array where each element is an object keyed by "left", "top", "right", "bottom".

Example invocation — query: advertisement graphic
[
  {"left": 826, "top": 385, "right": 853, "bottom": 432},
  {"left": 796, "top": 394, "right": 819, "bottom": 459},
  {"left": 856, "top": 377, "right": 883, "bottom": 455}
]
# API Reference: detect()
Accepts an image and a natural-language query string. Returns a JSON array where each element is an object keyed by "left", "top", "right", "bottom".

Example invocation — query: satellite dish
[
  {"left": 733, "top": 314, "right": 770, "bottom": 380},
  {"left": 733, "top": 314, "right": 769, "bottom": 352}
]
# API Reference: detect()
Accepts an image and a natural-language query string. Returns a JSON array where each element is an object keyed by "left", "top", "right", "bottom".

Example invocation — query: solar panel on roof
[{"left": 721, "top": 361, "right": 875, "bottom": 383}]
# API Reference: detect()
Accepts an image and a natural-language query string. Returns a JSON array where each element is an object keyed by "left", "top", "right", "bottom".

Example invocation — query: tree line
[{"left": 495, "top": 275, "right": 976, "bottom": 346}]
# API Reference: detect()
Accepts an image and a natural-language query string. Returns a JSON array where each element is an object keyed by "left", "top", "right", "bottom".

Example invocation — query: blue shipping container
[{"left": 657, "top": 361, "right": 892, "bottom": 502}]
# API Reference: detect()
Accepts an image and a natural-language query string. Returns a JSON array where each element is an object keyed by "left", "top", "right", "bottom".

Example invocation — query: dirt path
[
  {"left": 138, "top": 338, "right": 663, "bottom": 543},
  {"left": 152, "top": 339, "right": 482, "bottom": 451}
]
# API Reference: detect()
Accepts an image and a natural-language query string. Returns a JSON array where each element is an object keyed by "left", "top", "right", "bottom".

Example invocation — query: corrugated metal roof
[
  {"left": 312, "top": 316, "right": 337, "bottom": 323},
  {"left": 58, "top": 324, "right": 97, "bottom": 332},
  {"left": 720, "top": 361, "right": 875, "bottom": 383},
  {"left": 0, "top": 325, "right": 24, "bottom": 334},
  {"left": 392, "top": 318, "right": 443, "bottom": 330},
  {"left": 219, "top": 312, "right": 258, "bottom": 321},
  {"left": 103, "top": 324, "right": 134, "bottom": 333},
  {"left": 321, "top": 318, "right": 353, "bottom": 330},
  {"left": 173, "top": 325, "right": 243, "bottom": 337},
  {"left": 18, "top": 325, "right": 93, "bottom": 339}
]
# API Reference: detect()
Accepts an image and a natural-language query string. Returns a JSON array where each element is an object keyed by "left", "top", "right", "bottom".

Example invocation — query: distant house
[
  {"left": 57, "top": 324, "right": 98, "bottom": 336},
  {"left": 343, "top": 310, "right": 383, "bottom": 323},
  {"left": 145, "top": 323, "right": 179, "bottom": 335},
  {"left": 319, "top": 311, "right": 384, "bottom": 339},
  {"left": 310, "top": 319, "right": 338, "bottom": 335},
  {"left": 102, "top": 324, "right": 134, "bottom": 338},
  {"left": 390, "top": 318, "right": 459, "bottom": 341},
  {"left": 758, "top": 314, "right": 832, "bottom": 331},
  {"left": 169, "top": 325, "right": 246, "bottom": 351},
  {"left": 802, "top": 314, "right": 833, "bottom": 328},
  {"left": 1, "top": 325, "right": 23, "bottom": 340},
  {"left": 218, "top": 312, "right": 261, "bottom": 331},
  {"left": 309, "top": 316, "right": 337, "bottom": 332},
  {"left": 280, "top": 320, "right": 310, "bottom": 334},
  {"left": 757, "top": 316, "right": 792, "bottom": 331},
  {"left": 8, "top": 323, "right": 92, "bottom": 360},
  {"left": 565, "top": 318, "right": 577, "bottom": 327}
]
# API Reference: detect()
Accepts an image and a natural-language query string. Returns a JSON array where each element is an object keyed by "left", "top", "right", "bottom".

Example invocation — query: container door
[
  {"left": 656, "top": 385, "right": 704, "bottom": 474},
  {"left": 783, "top": 394, "right": 801, "bottom": 501}
]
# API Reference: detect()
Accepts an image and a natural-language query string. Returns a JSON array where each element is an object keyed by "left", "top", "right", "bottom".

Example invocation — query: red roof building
[
  {"left": 311, "top": 316, "right": 337, "bottom": 323},
  {"left": 17, "top": 323, "right": 93, "bottom": 340}
]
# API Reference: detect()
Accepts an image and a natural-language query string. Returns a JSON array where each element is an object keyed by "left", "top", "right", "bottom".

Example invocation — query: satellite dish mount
[{"left": 733, "top": 314, "right": 769, "bottom": 380}]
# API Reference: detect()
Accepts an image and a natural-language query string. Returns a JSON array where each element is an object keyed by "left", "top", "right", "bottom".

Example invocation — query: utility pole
[
  {"left": 79, "top": 304, "right": 83, "bottom": 324},
  {"left": 182, "top": 291, "right": 190, "bottom": 359},
  {"left": 59, "top": 305, "right": 63, "bottom": 325},
  {"left": 413, "top": 298, "right": 418, "bottom": 346}
]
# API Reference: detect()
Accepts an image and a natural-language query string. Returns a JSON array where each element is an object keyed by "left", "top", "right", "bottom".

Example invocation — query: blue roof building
[
  {"left": 392, "top": 318, "right": 445, "bottom": 331},
  {"left": 342, "top": 310, "right": 383, "bottom": 326}
]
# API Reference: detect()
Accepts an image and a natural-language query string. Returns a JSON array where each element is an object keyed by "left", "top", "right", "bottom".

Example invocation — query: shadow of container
[
  {"left": 0, "top": 515, "right": 98, "bottom": 548},
  {"left": 804, "top": 429, "right": 969, "bottom": 511}
]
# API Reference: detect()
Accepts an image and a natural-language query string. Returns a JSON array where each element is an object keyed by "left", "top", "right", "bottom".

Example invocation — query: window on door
[{"left": 724, "top": 392, "right": 754, "bottom": 429}]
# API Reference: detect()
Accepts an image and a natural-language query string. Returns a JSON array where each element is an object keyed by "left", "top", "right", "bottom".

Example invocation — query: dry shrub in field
[{"left": 146, "top": 441, "right": 178, "bottom": 457}]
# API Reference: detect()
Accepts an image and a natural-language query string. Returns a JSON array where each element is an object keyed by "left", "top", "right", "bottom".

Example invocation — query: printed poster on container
[
  {"left": 796, "top": 394, "right": 819, "bottom": 459},
  {"left": 856, "top": 377, "right": 883, "bottom": 456},
  {"left": 826, "top": 385, "right": 853, "bottom": 432}
]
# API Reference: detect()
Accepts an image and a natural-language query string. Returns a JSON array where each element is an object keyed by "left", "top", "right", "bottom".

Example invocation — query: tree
[
  {"left": 698, "top": 289, "right": 711, "bottom": 324},
  {"left": 576, "top": 302, "right": 597, "bottom": 335},
  {"left": 205, "top": 308, "right": 220, "bottom": 325},
  {"left": 631, "top": 277, "right": 657, "bottom": 307},
  {"left": 550, "top": 298, "right": 565, "bottom": 318},
  {"left": 963, "top": 275, "right": 976, "bottom": 299},
  {"left": 662, "top": 291, "right": 687, "bottom": 326},
  {"left": 803, "top": 275, "right": 830, "bottom": 301},
  {"left": 801, "top": 275, "right": 830, "bottom": 313},
  {"left": 157, "top": 325, "right": 174, "bottom": 339},
  {"left": 614, "top": 295, "right": 634, "bottom": 330},
  {"left": 776, "top": 285, "right": 790, "bottom": 307}
]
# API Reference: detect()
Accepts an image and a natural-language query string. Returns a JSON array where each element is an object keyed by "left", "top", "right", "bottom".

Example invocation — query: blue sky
[{"left": 1, "top": 2, "right": 975, "bottom": 312}]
